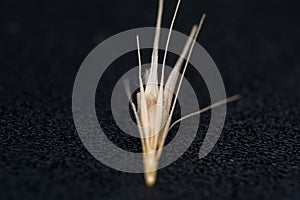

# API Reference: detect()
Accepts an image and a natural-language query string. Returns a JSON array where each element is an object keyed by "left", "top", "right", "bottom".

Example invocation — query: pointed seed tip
[{"left": 145, "top": 171, "right": 157, "bottom": 187}]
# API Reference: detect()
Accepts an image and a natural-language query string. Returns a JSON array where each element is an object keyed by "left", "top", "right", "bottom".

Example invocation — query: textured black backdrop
[{"left": 0, "top": 0, "right": 299, "bottom": 199}]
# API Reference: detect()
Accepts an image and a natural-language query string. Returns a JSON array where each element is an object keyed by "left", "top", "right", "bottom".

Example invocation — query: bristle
[
  {"left": 156, "top": 14, "right": 207, "bottom": 159},
  {"left": 169, "top": 95, "right": 241, "bottom": 131},
  {"left": 166, "top": 14, "right": 206, "bottom": 126},
  {"left": 136, "top": 35, "right": 144, "bottom": 93},
  {"left": 153, "top": 0, "right": 163, "bottom": 51},
  {"left": 164, "top": 25, "right": 197, "bottom": 111},
  {"left": 145, "top": 0, "right": 163, "bottom": 96},
  {"left": 160, "top": 0, "right": 182, "bottom": 88}
]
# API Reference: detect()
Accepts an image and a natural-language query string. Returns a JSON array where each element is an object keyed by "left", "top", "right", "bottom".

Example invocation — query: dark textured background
[{"left": 0, "top": 0, "right": 299, "bottom": 199}]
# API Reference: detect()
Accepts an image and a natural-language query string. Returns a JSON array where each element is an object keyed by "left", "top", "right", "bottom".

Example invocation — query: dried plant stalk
[{"left": 126, "top": 0, "right": 240, "bottom": 187}]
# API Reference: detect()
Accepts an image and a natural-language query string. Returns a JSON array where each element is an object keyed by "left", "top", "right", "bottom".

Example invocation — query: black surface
[{"left": 0, "top": 0, "right": 299, "bottom": 199}]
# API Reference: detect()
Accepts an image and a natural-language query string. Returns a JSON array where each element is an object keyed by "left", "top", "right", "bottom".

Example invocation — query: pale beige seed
[{"left": 125, "top": 0, "right": 240, "bottom": 187}]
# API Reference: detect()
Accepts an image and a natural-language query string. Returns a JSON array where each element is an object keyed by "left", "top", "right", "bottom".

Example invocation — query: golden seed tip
[{"left": 145, "top": 171, "right": 157, "bottom": 187}]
